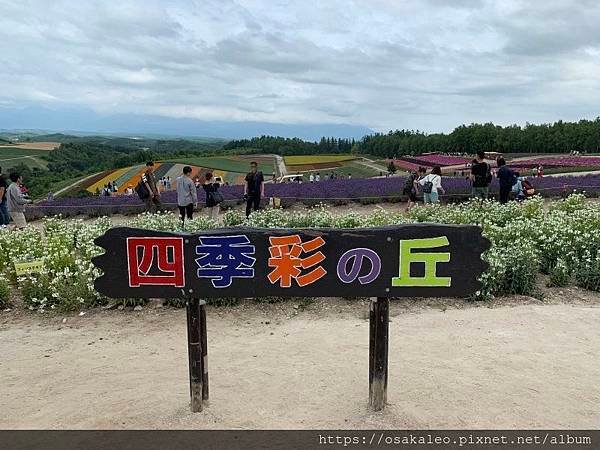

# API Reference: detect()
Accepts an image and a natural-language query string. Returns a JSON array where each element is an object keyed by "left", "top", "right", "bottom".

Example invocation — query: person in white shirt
[
  {"left": 418, "top": 166, "right": 445, "bottom": 204},
  {"left": 309, "top": 173, "right": 315, "bottom": 183},
  {"left": 315, "top": 173, "right": 320, "bottom": 182}
]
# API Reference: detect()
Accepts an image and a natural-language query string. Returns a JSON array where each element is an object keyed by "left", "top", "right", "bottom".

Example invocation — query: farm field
[
  {"left": 284, "top": 154, "right": 383, "bottom": 178},
  {"left": 284, "top": 154, "right": 356, "bottom": 165},
  {"left": 0, "top": 147, "right": 49, "bottom": 170},
  {"left": 169, "top": 155, "right": 276, "bottom": 175},
  {"left": 0, "top": 141, "right": 59, "bottom": 150}
]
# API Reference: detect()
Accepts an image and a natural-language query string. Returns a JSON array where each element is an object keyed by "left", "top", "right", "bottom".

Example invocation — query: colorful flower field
[
  {"left": 70, "top": 163, "right": 247, "bottom": 196},
  {"left": 508, "top": 156, "right": 600, "bottom": 169},
  {"left": 404, "top": 154, "right": 473, "bottom": 167},
  {"left": 27, "top": 174, "right": 600, "bottom": 219}
]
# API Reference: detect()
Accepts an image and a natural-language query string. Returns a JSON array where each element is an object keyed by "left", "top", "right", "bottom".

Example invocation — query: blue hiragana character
[{"left": 195, "top": 235, "right": 256, "bottom": 288}]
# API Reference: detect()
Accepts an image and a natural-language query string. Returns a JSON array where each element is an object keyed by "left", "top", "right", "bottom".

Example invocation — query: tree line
[
  {"left": 224, "top": 136, "right": 357, "bottom": 155},
  {"left": 225, "top": 118, "right": 600, "bottom": 157}
]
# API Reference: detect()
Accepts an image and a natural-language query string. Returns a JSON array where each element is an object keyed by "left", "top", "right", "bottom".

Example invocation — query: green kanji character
[{"left": 392, "top": 236, "right": 451, "bottom": 287}]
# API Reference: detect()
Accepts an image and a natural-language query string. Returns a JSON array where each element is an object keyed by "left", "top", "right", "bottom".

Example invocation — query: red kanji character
[
  {"left": 127, "top": 237, "right": 185, "bottom": 287},
  {"left": 267, "top": 235, "right": 326, "bottom": 287}
]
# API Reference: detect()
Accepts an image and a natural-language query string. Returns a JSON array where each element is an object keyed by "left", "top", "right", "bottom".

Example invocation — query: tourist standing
[
  {"left": 244, "top": 161, "right": 264, "bottom": 217},
  {"left": 141, "top": 161, "right": 162, "bottom": 213},
  {"left": 419, "top": 166, "right": 445, "bottom": 204},
  {"left": 402, "top": 169, "right": 419, "bottom": 212},
  {"left": 470, "top": 150, "right": 492, "bottom": 200},
  {"left": 7, "top": 172, "right": 31, "bottom": 229},
  {"left": 176, "top": 165, "right": 198, "bottom": 226},
  {"left": 0, "top": 167, "right": 8, "bottom": 226},
  {"left": 496, "top": 158, "right": 515, "bottom": 204},
  {"left": 203, "top": 172, "right": 222, "bottom": 222},
  {"left": 309, "top": 173, "right": 315, "bottom": 183},
  {"left": 315, "top": 172, "right": 321, "bottom": 182}
]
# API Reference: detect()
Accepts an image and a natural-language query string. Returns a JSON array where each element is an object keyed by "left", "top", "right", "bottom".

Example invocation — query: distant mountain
[{"left": 0, "top": 106, "right": 373, "bottom": 141}]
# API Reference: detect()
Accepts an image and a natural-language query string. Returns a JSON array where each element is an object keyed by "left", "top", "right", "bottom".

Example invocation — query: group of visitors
[
  {"left": 160, "top": 176, "right": 172, "bottom": 190},
  {"left": 101, "top": 181, "right": 118, "bottom": 196},
  {"left": 307, "top": 172, "right": 352, "bottom": 183},
  {"left": 402, "top": 150, "right": 536, "bottom": 209},
  {"left": 402, "top": 166, "right": 445, "bottom": 211},
  {"left": 0, "top": 166, "right": 32, "bottom": 229},
  {"left": 134, "top": 160, "right": 265, "bottom": 227}
]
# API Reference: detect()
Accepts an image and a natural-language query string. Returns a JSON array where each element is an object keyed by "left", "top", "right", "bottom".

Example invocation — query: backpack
[
  {"left": 474, "top": 162, "right": 492, "bottom": 185},
  {"left": 403, "top": 174, "right": 416, "bottom": 191},
  {"left": 485, "top": 164, "right": 493, "bottom": 184},
  {"left": 522, "top": 179, "right": 535, "bottom": 196},
  {"left": 422, "top": 175, "right": 436, "bottom": 194},
  {"left": 135, "top": 180, "right": 150, "bottom": 200},
  {"left": 209, "top": 186, "right": 224, "bottom": 204}
]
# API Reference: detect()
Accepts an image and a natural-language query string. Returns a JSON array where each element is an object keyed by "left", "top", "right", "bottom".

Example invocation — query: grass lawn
[
  {"left": 328, "top": 161, "right": 382, "bottom": 178},
  {"left": 0, "top": 155, "right": 48, "bottom": 170},
  {"left": 284, "top": 154, "right": 357, "bottom": 165},
  {"left": 0, "top": 147, "right": 49, "bottom": 158},
  {"left": 169, "top": 156, "right": 275, "bottom": 174}
]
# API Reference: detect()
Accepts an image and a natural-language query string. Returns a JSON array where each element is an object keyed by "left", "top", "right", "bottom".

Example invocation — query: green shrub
[
  {"left": 548, "top": 259, "right": 570, "bottom": 287},
  {"left": 576, "top": 253, "right": 600, "bottom": 292},
  {"left": 0, "top": 274, "right": 10, "bottom": 308}
]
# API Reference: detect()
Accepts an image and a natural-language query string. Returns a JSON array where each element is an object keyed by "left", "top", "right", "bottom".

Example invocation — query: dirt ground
[{"left": 1, "top": 285, "right": 599, "bottom": 430}]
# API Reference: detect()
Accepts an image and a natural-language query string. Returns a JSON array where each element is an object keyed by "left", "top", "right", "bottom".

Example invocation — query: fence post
[
  {"left": 200, "top": 303, "right": 209, "bottom": 401},
  {"left": 186, "top": 298, "right": 204, "bottom": 412},
  {"left": 369, "top": 297, "right": 389, "bottom": 411}
]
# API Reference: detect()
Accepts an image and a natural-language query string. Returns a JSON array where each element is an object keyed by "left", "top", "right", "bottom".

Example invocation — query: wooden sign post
[{"left": 93, "top": 224, "right": 489, "bottom": 412}]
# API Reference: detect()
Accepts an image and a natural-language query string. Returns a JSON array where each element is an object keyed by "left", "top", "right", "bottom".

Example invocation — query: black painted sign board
[{"left": 92, "top": 225, "right": 490, "bottom": 299}]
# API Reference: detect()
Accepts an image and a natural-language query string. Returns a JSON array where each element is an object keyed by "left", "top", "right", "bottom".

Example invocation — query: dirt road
[{"left": 1, "top": 291, "right": 599, "bottom": 429}]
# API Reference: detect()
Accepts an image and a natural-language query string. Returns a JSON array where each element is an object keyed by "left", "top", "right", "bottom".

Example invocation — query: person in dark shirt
[
  {"left": 141, "top": 161, "right": 162, "bottom": 213},
  {"left": 244, "top": 161, "right": 264, "bottom": 217},
  {"left": 0, "top": 166, "right": 8, "bottom": 226},
  {"left": 496, "top": 158, "right": 515, "bottom": 204},
  {"left": 470, "top": 150, "right": 491, "bottom": 200}
]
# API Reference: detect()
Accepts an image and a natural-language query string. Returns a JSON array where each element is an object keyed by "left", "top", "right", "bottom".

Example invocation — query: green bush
[
  {"left": 548, "top": 259, "right": 570, "bottom": 287},
  {"left": 0, "top": 275, "right": 10, "bottom": 308}
]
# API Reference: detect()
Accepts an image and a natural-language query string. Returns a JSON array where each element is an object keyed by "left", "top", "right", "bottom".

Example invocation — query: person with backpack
[
  {"left": 203, "top": 172, "right": 222, "bottom": 222},
  {"left": 496, "top": 158, "right": 517, "bottom": 204},
  {"left": 176, "top": 165, "right": 198, "bottom": 226},
  {"left": 418, "top": 166, "right": 445, "bottom": 204},
  {"left": 137, "top": 161, "right": 162, "bottom": 213},
  {"left": 402, "top": 169, "right": 419, "bottom": 212},
  {"left": 470, "top": 150, "right": 492, "bottom": 200}
]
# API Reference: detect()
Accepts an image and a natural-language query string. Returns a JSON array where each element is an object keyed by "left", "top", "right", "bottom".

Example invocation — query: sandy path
[{"left": 1, "top": 297, "right": 599, "bottom": 429}]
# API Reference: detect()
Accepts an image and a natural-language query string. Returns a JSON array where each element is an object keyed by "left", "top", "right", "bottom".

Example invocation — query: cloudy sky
[{"left": 1, "top": 0, "right": 600, "bottom": 137}]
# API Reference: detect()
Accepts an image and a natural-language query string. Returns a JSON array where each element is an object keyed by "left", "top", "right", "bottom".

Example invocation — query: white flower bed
[{"left": 0, "top": 194, "right": 599, "bottom": 311}]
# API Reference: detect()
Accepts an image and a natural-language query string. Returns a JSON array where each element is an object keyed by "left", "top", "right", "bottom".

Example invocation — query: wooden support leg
[
  {"left": 369, "top": 297, "right": 389, "bottom": 411},
  {"left": 200, "top": 303, "right": 209, "bottom": 401},
  {"left": 186, "top": 298, "right": 203, "bottom": 412}
]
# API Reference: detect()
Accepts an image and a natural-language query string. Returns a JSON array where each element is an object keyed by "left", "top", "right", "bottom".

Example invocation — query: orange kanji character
[{"left": 267, "top": 235, "right": 327, "bottom": 287}]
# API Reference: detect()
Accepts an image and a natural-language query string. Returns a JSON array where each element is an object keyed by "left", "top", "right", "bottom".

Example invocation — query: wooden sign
[
  {"left": 92, "top": 225, "right": 489, "bottom": 299},
  {"left": 91, "top": 224, "right": 490, "bottom": 413},
  {"left": 14, "top": 260, "right": 45, "bottom": 276}
]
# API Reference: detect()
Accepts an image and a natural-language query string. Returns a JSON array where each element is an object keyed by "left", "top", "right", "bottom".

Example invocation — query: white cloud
[{"left": 1, "top": 0, "right": 600, "bottom": 132}]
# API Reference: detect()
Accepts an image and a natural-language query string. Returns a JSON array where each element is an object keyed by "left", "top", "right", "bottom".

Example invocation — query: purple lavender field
[{"left": 28, "top": 174, "right": 600, "bottom": 218}]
